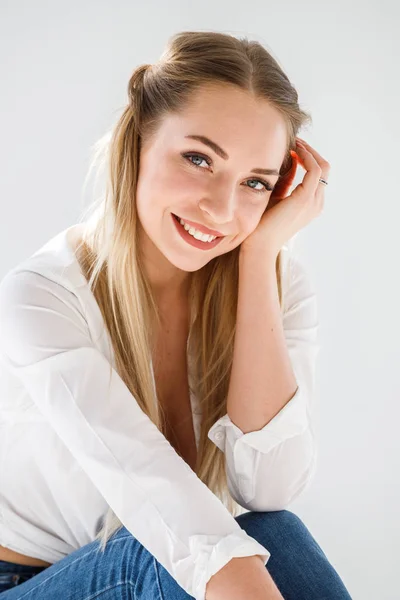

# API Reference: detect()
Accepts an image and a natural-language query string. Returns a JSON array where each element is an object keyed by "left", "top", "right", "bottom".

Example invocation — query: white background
[{"left": 1, "top": 1, "right": 399, "bottom": 598}]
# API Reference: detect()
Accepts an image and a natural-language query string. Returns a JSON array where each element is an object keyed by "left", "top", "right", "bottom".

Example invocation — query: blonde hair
[{"left": 74, "top": 30, "right": 312, "bottom": 551}]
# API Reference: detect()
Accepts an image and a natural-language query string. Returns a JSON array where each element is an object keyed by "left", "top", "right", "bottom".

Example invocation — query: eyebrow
[{"left": 184, "top": 134, "right": 280, "bottom": 177}]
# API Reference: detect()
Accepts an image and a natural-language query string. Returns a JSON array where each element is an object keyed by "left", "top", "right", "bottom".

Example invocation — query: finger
[
  {"left": 296, "top": 143, "right": 328, "bottom": 216},
  {"left": 296, "top": 141, "right": 330, "bottom": 205},
  {"left": 295, "top": 142, "right": 323, "bottom": 196},
  {"left": 296, "top": 139, "right": 330, "bottom": 176}
]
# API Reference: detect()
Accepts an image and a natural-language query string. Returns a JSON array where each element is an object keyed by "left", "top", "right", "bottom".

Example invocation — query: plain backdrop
[{"left": 1, "top": 1, "right": 399, "bottom": 599}]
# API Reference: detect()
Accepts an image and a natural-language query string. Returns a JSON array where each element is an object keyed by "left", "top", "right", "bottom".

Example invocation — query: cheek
[
  {"left": 174, "top": 166, "right": 207, "bottom": 195},
  {"left": 158, "top": 166, "right": 202, "bottom": 200}
]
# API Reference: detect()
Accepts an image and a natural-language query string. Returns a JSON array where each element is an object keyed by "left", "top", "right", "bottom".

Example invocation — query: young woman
[{"left": 0, "top": 30, "right": 350, "bottom": 600}]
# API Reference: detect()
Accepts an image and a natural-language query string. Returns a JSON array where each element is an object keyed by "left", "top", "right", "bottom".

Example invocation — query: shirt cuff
[
  {"left": 190, "top": 528, "right": 271, "bottom": 600},
  {"left": 207, "top": 384, "right": 308, "bottom": 455}
]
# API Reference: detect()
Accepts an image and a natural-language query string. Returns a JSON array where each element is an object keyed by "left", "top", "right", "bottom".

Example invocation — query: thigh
[
  {"left": 0, "top": 528, "right": 157, "bottom": 599},
  {"left": 235, "top": 509, "right": 353, "bottom": 600},
  {"left": 0, "top": 510, "right": 353, "bottom": 600}
]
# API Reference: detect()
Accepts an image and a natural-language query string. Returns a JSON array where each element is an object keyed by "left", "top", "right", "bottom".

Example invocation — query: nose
[{"left": 198, "top": 180, "right": 236, "bottom": 227}]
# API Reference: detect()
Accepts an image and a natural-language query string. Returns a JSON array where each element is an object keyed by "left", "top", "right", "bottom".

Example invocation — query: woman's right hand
[{"left": 205, "top": 554, "right": 284, "bottom": 600}]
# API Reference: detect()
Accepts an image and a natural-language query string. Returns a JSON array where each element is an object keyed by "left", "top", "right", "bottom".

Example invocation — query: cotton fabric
[{"left": 0, "top": 224, "right": 320, "bottom": 599}]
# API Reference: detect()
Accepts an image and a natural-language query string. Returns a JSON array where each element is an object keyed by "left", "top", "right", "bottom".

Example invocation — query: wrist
[{"left": 239, "top": 244, "right": 278, "bottom": 270}]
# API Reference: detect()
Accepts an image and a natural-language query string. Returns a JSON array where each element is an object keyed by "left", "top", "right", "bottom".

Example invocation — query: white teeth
[{"left": 178, "top": 218, "right": 217, "bottom": 242}]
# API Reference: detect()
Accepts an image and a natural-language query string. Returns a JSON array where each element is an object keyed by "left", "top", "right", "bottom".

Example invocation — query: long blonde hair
[{"left": 74, "top": 30, "right": 312, "bottom": 551}]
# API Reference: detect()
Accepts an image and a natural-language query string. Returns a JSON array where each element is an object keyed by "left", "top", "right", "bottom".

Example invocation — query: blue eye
[
  {"left": 183, "top": 153, "right": 212, "bottom": 169},
  {"left": 246, "top": 178, "right": 274, "bottom": 193},
  {"left": 182, "top": 152, "right": 274, "bottom": 194}
]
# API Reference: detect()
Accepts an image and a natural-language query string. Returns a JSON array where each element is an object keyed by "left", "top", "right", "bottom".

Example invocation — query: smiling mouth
[{"left": 172, "top": 213, "right": 224, "bottom": 238}]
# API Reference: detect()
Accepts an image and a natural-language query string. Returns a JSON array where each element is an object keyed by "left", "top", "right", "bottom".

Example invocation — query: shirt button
[{"left": 215, "top": 431, "right": 224, "bottom": 441}]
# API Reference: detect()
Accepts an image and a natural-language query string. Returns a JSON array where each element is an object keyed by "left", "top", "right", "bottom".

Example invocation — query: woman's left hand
[{"left": 240, "top": 138, "right": 330, "bottom": 258}]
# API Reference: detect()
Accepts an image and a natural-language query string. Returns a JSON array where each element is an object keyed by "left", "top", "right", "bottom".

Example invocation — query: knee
[
  {"left": 237, "top": 508, "right": 302, "bottom": 530},
  {"left": 236, "top": 509, "right": 314, "bottom": 551}
]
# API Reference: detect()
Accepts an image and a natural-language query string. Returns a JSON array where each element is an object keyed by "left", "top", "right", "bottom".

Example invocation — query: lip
[
  {"left": 172, "top": 214, "right": 224, "bottom": 237},
  {"left": 171, "top": 213, "right": 224, "bottom": 250}
]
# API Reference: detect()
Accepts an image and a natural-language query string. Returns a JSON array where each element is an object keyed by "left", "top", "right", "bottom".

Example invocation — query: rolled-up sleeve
[
  {"left": 0, "top": 269, "right": 271, "bottom": 600},
  {"left": 207, "top": 252, "right": 320, "bottom": 512}
]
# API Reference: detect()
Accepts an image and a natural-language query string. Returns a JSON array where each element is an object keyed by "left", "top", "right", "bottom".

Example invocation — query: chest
[{"left": 152, "top": 324, "right": 198, "bottom": 472}]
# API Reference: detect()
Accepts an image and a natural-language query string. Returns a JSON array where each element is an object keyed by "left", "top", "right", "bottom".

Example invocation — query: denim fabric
[
  {"left": 0, "top": 563, "right": 47, "bottom": 594},
  {"left": 0, "top": 510, "right": 352, "bottom": 599}
]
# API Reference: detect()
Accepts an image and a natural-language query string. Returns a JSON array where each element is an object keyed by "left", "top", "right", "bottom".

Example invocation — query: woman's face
[{"left": 136, "top": 82, "right": 288, "bottom": 278}]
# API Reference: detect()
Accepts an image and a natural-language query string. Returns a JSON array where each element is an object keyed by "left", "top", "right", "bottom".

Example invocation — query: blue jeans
[{"left": 0, "top": 510, "right": 352, "bottom": 599}]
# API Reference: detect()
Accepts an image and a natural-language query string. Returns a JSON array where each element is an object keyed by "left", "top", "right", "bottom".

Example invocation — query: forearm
[
  {"left": 226, "top": 249, "right": 298, "bottom": 434},
  {"left": 205, "top": 555, "right": 284, "bottom": 600}
]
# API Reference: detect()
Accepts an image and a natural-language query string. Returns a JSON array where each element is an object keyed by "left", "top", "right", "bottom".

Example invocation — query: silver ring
[{"left": 319, "top": 178, "right": 328, "bottom": 186}]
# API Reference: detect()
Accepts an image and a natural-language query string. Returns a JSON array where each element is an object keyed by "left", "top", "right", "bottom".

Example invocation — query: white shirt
[{"left": 0, "top": 223, "right": 320, "bottom": 600}]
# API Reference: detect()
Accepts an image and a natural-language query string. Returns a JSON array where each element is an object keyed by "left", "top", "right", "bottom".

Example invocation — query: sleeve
[
  {"left": 0, "top": 269, "right": 271, "bottom": 600},
  {"left": 207, "top": 252, "right": 320, "bottom": 512}
]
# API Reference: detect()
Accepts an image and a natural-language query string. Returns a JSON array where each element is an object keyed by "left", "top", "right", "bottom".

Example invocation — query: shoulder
[
  {"left": 0, "top": 224, "right": 93, "bottom": 361},
  {"left": 0, "top": 223, "right": 88, "bottom": 301}
]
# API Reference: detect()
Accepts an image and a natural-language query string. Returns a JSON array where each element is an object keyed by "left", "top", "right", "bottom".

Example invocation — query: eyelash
[{"left": 181, "top": 152, "right": 274, "bottom": 194}]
